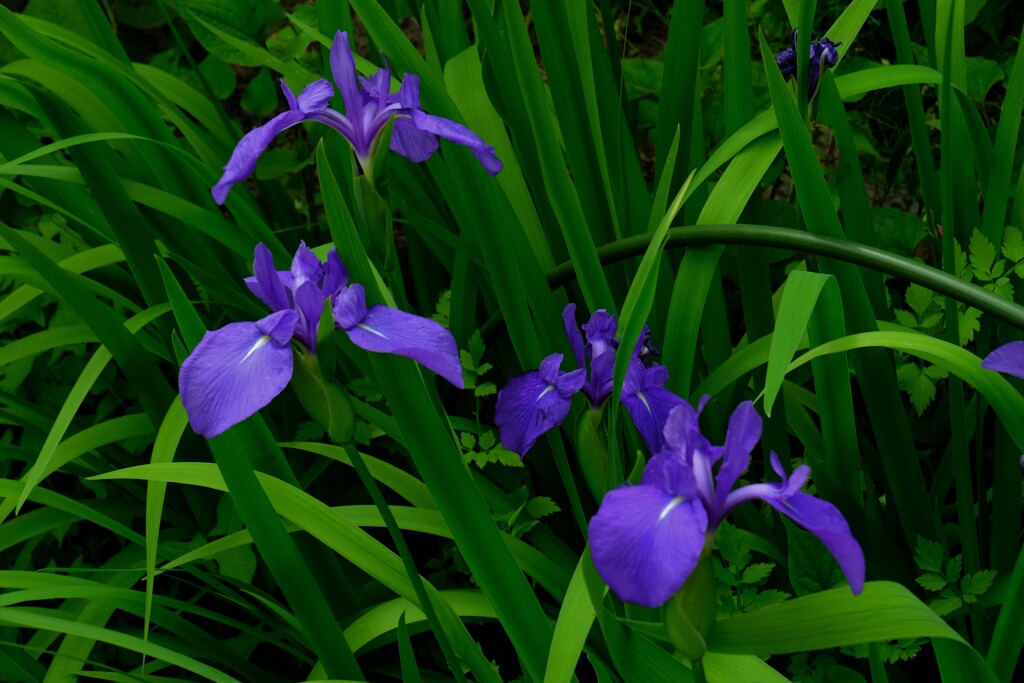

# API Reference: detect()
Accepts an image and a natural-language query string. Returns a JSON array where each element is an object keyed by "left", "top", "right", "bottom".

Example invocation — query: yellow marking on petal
[
  {"left": 357, "top": 323, "right": 389, "bottom": 339},
  {"left": 658, "top": 496, "right": 685, "bottom": 522},
  {"left": 537, "top": 385, "right": 555, "bottom": 402},
  {"left": 241, "top": 335, "right": 272, "bottom": 363},
  {"left": 637, "top": 391, "right": 652, "bottom": 414}
]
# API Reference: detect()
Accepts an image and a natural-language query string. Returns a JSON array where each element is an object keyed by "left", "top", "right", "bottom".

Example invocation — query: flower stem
[
  {"left": 692, "top": 658, "right": 709, "bottom": 683},
  {"left": 545, "top": 224, "right": 1024, "bottom": 331}
]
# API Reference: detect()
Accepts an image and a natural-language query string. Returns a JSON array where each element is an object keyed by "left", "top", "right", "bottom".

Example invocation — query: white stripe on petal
[
  {"left": 241, "top": 335, "right": 272, "bottom": 363},
  {"left": 658, "top": 496, "right": 685, "bottom": 522},
  {"left": 357, "top": 323, "right": 389, "bottom": 339}
]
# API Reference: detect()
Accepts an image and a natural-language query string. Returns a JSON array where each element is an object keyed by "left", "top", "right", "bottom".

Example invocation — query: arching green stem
[{"left": 546, "top": 224, "right": 1024, "bottom": 331}]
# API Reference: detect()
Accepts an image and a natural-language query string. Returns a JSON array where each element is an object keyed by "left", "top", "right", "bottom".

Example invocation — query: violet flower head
[
  {"left": 179, "top": 242, "right": 462, "bottom": 438},
  {"left": 211, "top": 31, "right": 502, "bottom": 204},
  {"left": 589, "top": 400, "right": 865, "bottom": 608},
  {"left": 775, "top": 28, "right": 842, "bottom": 98},
  {"left": 494, "top": 303, "right": 685, "bottom": 457}
]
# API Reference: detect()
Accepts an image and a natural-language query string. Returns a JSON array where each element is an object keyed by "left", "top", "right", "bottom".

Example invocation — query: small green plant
[
  {"left": 495, "top": 486, "right": 560, "bottom": 539},
  {"left": 460, "top": 330, "right": 498, "bottom": 400},
  {"left": 914, "top": 537, "right": 997, "bottom": 616},
  {"left": 460, "top": 429, "right": 522, "bottom": 468},
  {"left": 789, "top": 652, "right": 866, "bottom": 683},
  {"left": 842, "top": 639, "right": 925, "bottom": 664},
  {"left": 894, "top": 227, "right": 1024, "bottom": 415},
  {"left": 714, "top": 522, "right": 790, "bottom": 616}
]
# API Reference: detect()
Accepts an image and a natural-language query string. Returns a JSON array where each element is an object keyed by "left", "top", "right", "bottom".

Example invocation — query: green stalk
[
  {"left": 886, "top": 0, "right": 940, "bottom": 225},
  {"left": 546, "top": 224, "right": 1024, "bottom": 331},
  {"left": 938, "top": 2, "right": 980, "bottom": 577},
  {"left": 795, "top": 0, "right": 816, "bottom": 122}
]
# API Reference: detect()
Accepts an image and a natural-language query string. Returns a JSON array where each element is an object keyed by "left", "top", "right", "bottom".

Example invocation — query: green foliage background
[{"left": 0, "top": 0, "right": 1022, "bottom": 681}]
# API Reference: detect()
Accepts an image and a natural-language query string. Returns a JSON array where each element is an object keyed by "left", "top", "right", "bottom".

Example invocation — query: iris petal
[
  {"left": 714, "top": 401, "right": 762, "bottom": 508},
  {"left": 495, "top": 353, "right": 585, "bottom": 456},
  {"left": 776, "top": 47, "right": 797, "bottom": 75},
  {"left": 245, "top": 243, "right": 290, "bottom": 312},
  {"left": 321, "top": 248, "right": 349, "bottom": 296},
  {"left": 764, "top": 492, "right": 865, "bottom": 594},
  {"left": 408, "top": 109, "right": 503, "bottom": 175},
  {"left": 585, "top": 350, "right": 615, "bottom": 406},
  {"left": 982, "top": 341, "right": 1024, "bottom": 380},
  {"left": 179, "top": 310, "right": 298, "bottom": 438},
  {"left": 292, "top": 281, "right": 326, "bottom": 351},
  {"left": 335, "top": 285, "right": 463, "bottom": 388},
  {"left": 290, "top": 241, "right": 323, "bottom": 288},
  {"left": 589, "top": 484, "right": 708, "bottom": 608},
  {"left": 329, "top": 31, "right": 366, "bottom": 145},
  {"left": 390, "top": 117, "right": 440, "bottom": 163},
  {"left": 561, "top": 304, "right": 586, "bottom": 370},
  {"left": 392, "top": 72, "right": 421, "bottom": 109},
  {"left": 582, "top": 310, "right": 617, "bottom": 358},
  {"left": 294, "top": 79, "right": 335, "bottom": 114},
  {"left": 211, "top": 110, "right": 306, "bottom": 204},
  {"left": 620, "top": 359, "right": 686, "bottom": 453},
  {"left": 641, "top": 452, "right": 697, "bottom": 498}
]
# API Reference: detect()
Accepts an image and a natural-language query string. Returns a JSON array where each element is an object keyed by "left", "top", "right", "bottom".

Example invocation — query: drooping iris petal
[
  {"left": 334, "top": 284, "right": 464, "bottom": 388},
  {"left": 245, "top": 243, "right": 291, "bottom": 312},
  {"left": 211, "top": 80, "right": 336, "bottom": 205},
  {"left": 763, "top": 491, "right": 865, "bottom": 594},
  {"left": 620, "top": 360, "right": 686, "bottom": 453},
  {"left": 179, "top": 310, "right": 298, "bottom": 438},
  {"left": 390, "top": 117, "right": 441, "bottom": 163},
  {"left": 211, "top": 109, "right": 306, "bottom": 205},
  {"left": 589, "top": 484, "right": 709, "bottom": 608},
  {"left": 714, "top": 401, "right": 762, "bottom": 509},
  {"left": 982, "top": 341, "right": 1024, "bottom": 379},
  {"left": 406, "top": 109, "right": 503, "bottom": 175},
  {"left": 494, "top": 353, "right": 586, "bottom": 456}
]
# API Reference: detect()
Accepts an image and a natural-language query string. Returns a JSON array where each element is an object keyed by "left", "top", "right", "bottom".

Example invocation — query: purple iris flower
[
  {"left": 211, "top": 31, "right": 502, "bottom": 204},
  {"left": 179, "top": 242, "right": 463, "bottom": 437},
  {"left": 776, "top": 29, "right": 842, "bottom": 98},
  {"left": 589, "top": 400, "right": 865, "bottom": 608},
  {"left": 494, "top": 304, "right": 685, "bottom": 457}
]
